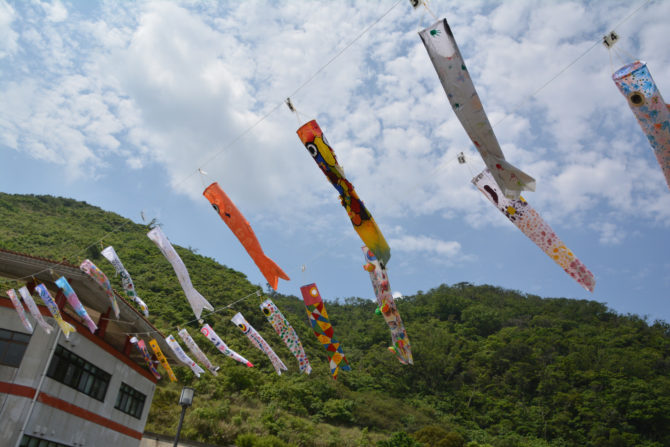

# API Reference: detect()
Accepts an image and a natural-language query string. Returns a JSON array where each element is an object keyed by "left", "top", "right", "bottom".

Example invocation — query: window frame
[
  {"left": 19, "top": 434, "right": 70, "bottom": 447},
  {"left": 114, "top": 382, "right": 147, "bottom": 419},
  {"left": 0, "top": 328, "right": 31, "bottom": 368},
  {"left": 46, "top": 345, "right": 111, "bottom": 402}
]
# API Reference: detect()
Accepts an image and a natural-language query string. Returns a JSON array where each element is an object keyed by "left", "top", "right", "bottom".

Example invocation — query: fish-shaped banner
[
  {"left": 300, "top": 284, "right": 351, "bottom": 379},
  {"left": 80, "top": 259, "right": 120, "bottom": 318},
  {"left": 149, "top": 338, "right": 178, "bottom": 382},
  {"left": 6, "top": 289, "right": 33, "bottom": 333},
  {"left": 35, "top": 284, "right": 76, "bottom": 339},
  {"left": 147, "top": 227, "right": 214, "bottom": 320},
  {"left": 612, "top": 60, "right": 670, "bottom": 189},
  {"left": 297, "top": 120, "right": 391, "bottom": 266},
  {"left": 362, "top": 247, "right": 413, "bottom": 365},
  {"left": 260, "top": 298, "right": 311, "bottom": 374},
  {"left": 420, "top": 18, "right": 535, "bottom": 199},
  {"left": 54, "top": 277, "right": 98, "bottom": 334},
  {"left": 203, "top": 182, "right": 290, "bottom": 290},
  {"left": 231, "top": 312, "right": 287, "bottom": 375},
  {"left": 473, "top": 169, "right": 596, "bottom": 292},
  {"left": 200, "top": 323, "right": 253, "bottom": 367},
  {"left": 18, "top": 286, "right": 53, "bottom": 334},
  {"left": 178, "top": 328, "right": 219, "bottom": 376},
  {"left": 166, "top": 334, "right": 206, "bottom": 378},
  {"left": 101, "top": 246, "right": 149, "bottom": 316},
  {"left": 131, "top": 337, "right": 161, "bottom": 380}
]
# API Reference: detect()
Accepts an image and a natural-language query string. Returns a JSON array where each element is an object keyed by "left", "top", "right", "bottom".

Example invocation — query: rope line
[
  {"left": 182, "top": 0, "right": 404, "bottom": 183},
  {"left": 492, "top": 0, "right": 651, "bottom": 129},
  {"left": 120, "top": 288, "right": 264, "bottom": 337}
]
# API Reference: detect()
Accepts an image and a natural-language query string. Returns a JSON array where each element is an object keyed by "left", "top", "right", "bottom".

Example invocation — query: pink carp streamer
[
  {"left": 18, "top": 286, "right": 53, "bottom": 334},
  {"left": 55, "top": 276, "right": 98, "bottom": 334},
  {"left": 6, "top": 289, "right": 33, "bottom": 333},
  {"left": 473, "top": 169, "right": 596, "bottom": 292},
  {"left": 232, "top": 312, "right": 287, "bottom": 375},
  {"left": 201, "top": 323, "right": 253, "bottom": 367},
  {"left": 260, "top": 298, "right": 311, "bottom": 374},
  {"left": 80, "top": 259, "right": 120, "bottom": 318}
]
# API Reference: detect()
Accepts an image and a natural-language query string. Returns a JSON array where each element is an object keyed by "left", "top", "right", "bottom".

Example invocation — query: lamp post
[{"left": 173, "top": 386, "right": 194, "bottom": 447}]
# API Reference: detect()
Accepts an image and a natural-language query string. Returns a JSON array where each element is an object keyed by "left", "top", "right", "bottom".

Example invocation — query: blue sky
[{"left": 1, "top": 0, "right": 669, "bottom": 323}]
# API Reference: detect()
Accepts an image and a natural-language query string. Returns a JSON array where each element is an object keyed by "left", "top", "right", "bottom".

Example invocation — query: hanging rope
[
  {"left": 117, "top": 288, "right": 264, "bottom": 337},
  {"left": 492, "top": 0, "right": 652, "bottom": 129}
]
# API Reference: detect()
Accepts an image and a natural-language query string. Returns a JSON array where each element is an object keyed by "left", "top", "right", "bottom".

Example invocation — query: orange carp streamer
[{"left": 203, "top": 182, "right": 289, "bottom": 290}]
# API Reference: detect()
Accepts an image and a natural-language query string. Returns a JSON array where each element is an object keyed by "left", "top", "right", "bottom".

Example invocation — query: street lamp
[{"left": 173, "top": 387, "right": 194, "bottom": 447}]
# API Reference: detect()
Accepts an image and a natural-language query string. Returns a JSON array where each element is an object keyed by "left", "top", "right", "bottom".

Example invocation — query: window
[
  {"left": 19, "top": 435, "right": 69, "bottom": 447},
  {"left": 46, "top": 345, "right": 111, "bottom": 402},
  {"left": 115, "top": 382, "right": 146, "bottom": 419},
  {"left": 0, "top": 328, "right": 31, "bottom": 367}
]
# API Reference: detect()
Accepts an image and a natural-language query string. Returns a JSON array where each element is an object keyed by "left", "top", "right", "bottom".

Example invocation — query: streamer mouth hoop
[{"left": 612, "top": 60, "right": 646, "bottom": 80}]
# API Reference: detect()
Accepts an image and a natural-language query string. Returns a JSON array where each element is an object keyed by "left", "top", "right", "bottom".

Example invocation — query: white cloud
[
  {"left": 39, "top": 0, "right": 67, "bottom": 22},
  {"left": 0, "top": 0, "right": 18, "bottom": 58},
  {"left": 388, "top": 234, "right": 463, "bottom": 259},
  {"left": 590, "top": 221, "right": 626, "bottom": 245},
  {"left": 0, "top": 0, "right": 668, "bottom": 232}
]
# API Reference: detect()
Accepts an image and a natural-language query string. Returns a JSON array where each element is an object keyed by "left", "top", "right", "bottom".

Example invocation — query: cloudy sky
[{"left": 2, "top": 0, "right": 669, "bottom": 323}]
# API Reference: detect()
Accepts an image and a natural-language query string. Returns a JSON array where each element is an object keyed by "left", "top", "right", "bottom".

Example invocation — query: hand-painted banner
[
  {"left": 178, "top": 328, "right": 219, "bottom": 376},
  {"left": 147, "top": 227, "right": 213, "bottom": 320},
  {"left": 260, "top": 298, "right": 311, "bottom": 374},
  {"left": 149, "top": 338, "right": 178, "bottom": 382},
  {"left": 101, "top": 246, "right": 149, "bottom": 316},
  {"left": 35, "top": 284, "right": 76, "bottom": 339},
  {"left": 18, "top": 286, "right": 53, "bottom": 334},
  {"left": 6, "top": 289, "right": 33, "bottom": 333},
  {"left": 473, "top": 169, "right": 596, "bottom": 292},
  {"left": 300, "top": 284, "right": 351, "bottom": 379},
  {"left": 361, "top": 247, "right": 413, "bottom": 365},
  {"left": 420, "top": 18, "right": 535, "bottom": 199},
  {"left": 232, "top": 312, "right": 287, "bottom": 375},
  {"left": 166, "top": 334, "right": 205, "bottom": 378},
  {"left": 55, "top": 276, "right": 98, "bottom": 334},
  {"left": 613, "top": 60, "right": 670, "bottom": 189},
  {"left": 80, "top": 259, "right": 120, "bottom": 318},
  {"left": 203, "top": 182, "right": 289, "bottom": 290},
  {"left": 131, "top": 337, "right": 161, "bottom": 380},
  {"left": 296, "top": 120, "right": 391, "bottom": 266},
  {"left": 200, "top": 323, "right": 253, "bottom": 367}
]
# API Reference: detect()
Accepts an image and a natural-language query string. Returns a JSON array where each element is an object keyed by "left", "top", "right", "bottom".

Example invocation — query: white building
[{"left": 0, "top": 249, "right": 176, "bottom": 447}]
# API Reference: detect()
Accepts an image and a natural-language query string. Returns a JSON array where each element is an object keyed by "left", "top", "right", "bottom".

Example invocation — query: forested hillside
[{"left": 1, "top": 192, "right": 669, "bottom": 447}]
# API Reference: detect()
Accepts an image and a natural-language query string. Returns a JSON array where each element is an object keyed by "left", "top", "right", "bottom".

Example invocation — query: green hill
[{"left": 1, "top": 192, "right": 669, "bottom": 447}]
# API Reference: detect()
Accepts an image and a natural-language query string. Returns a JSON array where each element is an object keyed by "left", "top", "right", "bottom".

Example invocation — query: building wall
[{"left": 0, "top": 303, "right": 157, "bottom": 447}]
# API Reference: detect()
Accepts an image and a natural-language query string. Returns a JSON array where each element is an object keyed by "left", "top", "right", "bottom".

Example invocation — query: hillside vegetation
[{"left": 1, "top": 192, "right": 669, "bottom": 447}]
